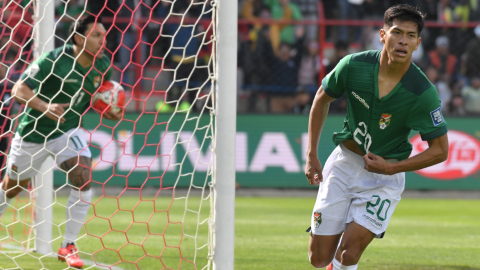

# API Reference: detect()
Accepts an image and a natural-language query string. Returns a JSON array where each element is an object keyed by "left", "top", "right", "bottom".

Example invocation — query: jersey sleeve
[
  {"left": 321, "top": 55, "right": 351, "bottom": 98},
  {"left": 406, "top": 86, "right": 448, "bottom": 141},
  {"left": 20, "top": 55, "right": 53, "bottom": 91}
]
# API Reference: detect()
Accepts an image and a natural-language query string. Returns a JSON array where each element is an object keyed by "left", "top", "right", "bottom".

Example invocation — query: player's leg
[
  {"left": 54, "top": 129, "right": 92, "bottom": 268},
  {"left": 332, "top": 151, "right": 405, "bottom": 269},
  {"left": 309, "top": 233, "right": 342, "bottom": 268},
  {"left": 0, "top": 176, "right": 31, "bottom": 217},
  {"left": 332, "top": 221, "right": 375, "bottom": 269},
  {"left": 309, "top": 145, "right": 355, "bottom": 268},
  {"left": 1, "top": 134, "right": 47, "bottom": 217},
  {"left": 59, "top": 155, "right": 92, "bottom": 246}
]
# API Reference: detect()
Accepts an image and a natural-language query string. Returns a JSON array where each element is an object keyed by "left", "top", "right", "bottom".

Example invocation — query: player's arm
[
  {"left": 363, "top": 134, "right": 448, "bottom": 175},
  {"left": 305, "top": 86, "right": 336, "bottom": 185},
  {"left": 305, "top": 55, "right": 350, "bottom": 185},
  {"left": 13, "top": 81, "right": 68, "bottom": 123}
]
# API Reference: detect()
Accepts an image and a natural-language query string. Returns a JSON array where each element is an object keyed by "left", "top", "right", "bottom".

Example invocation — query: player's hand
[
  {"left": 45, "top": 103, "right": 69, "bottom": 124},
  {"left": 103, "top": 108, "right": 122, "bottom": 121},
  {"left": 363, "top": 152, "right": 388, "bottom": 175},
  {"left": 305, "top": 155, "right": 323, "bottom": 185}
]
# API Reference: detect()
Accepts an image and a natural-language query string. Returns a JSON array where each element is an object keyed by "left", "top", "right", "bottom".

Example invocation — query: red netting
[{"left": 1, "top": 0, "right": 215, "bottom": 269}]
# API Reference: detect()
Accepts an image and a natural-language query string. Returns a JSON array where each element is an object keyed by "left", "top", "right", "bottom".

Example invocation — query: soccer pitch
[{"left": 0, "top": 196, "right": 479, "bottom": 269}]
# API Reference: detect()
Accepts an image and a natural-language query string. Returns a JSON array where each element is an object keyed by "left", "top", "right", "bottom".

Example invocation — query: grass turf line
[{"left": 0, "top": 197, "right": 479, "bottom": 269}]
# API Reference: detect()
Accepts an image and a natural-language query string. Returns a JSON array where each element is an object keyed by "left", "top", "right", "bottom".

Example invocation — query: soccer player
[
  {"left": 305, "top": 5, "right": 449, "bottom": 270},
  {"left": 0, "top": 15, "right": 120, "bottom": 268}
]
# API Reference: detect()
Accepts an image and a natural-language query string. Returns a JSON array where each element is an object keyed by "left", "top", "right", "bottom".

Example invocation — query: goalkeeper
[{"left": 0, "top": 15, "right": 120, "bottom": 268}]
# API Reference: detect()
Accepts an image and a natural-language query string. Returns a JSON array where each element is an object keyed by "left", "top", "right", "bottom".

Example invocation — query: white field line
[{"left": 1, "top": 244, "right": 125, "bottom": 270}]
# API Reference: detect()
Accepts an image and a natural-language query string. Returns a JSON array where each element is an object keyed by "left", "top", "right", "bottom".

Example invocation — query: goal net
[{"left": 0, "top": 0, "right": 235, "bottom": 269}]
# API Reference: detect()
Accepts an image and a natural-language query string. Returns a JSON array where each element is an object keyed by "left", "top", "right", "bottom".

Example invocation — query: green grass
[{"left": 1, "top": 196, "right": 480, "bottom": 269}]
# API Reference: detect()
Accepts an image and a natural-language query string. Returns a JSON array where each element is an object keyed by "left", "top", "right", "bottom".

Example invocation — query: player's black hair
[
  {"left": 384, "top": 4, "right": 426, "bottom": 35},
  {"left": 69, "top": 15, "right": 102, "bottom": 45}
]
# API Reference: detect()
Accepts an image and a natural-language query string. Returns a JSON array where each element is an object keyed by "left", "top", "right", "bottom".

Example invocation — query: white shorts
[
  {"left": 6, "top": 128, "right": 91, "bottom": 180},
  {"left": 310, "top": 143, "right": 405, "bottom": 236}
]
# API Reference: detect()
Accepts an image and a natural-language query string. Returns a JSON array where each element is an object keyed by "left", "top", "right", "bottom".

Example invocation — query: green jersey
[
  {"left": 18, "top": 45, "right": 111, "bottom": 143},
  {"left": 323, "top": 50, "right": 447, "bottom": 161}
]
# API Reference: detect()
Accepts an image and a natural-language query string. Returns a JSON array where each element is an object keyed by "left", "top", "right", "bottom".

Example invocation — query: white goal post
[
  {"left": 33, "top": 0, "right": 55, "bottom": 256},
  {"left": 213, "top": 0, "right": 237, "bottom": 269}
]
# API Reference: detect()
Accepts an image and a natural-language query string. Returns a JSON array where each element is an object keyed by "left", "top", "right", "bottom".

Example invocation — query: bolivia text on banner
[{"left": 50, "top": 114, "right": 480, "bottom": 190}]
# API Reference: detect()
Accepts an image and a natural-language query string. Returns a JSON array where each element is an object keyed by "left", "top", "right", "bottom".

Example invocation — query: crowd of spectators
[
  {"left": 2, "top": 0, "right": 480, "bottom": 115},
  {"left": 238, "top": 0, "right": 480, "bottom": 116}
]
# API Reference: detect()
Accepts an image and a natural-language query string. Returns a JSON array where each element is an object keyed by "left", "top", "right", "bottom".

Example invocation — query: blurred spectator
[
  {"left": 269, "top": 27, "right": 305, "bottom": 113},
  {"left": 425, "top": 36, "right": 458, "bottom": 84},
  {"left": 325, "top": 41, "right": 349, "bottom": 75},
  {"left": 418, "top": 0, "right": 438, "bottom": 21},
  {"left": 160, "top": 2, "right": 209, "bottom": 112},
  {"left": 298, "top": 40, "right": 320, "bottom": 90},
  {"left": 338, "top": 0, "right": 367, "bottom": 43},
  {"left": 115, "top": 0, "right": 151, "bottom": 84},
  {"left": 0, "top": 0, "right": 33, "bottom": 46},
  {"left": 437, "top": 0, "right": 455, "bottom": 23},
  {"left": 449, "top": 81, "right": 466, "bottom": 116},
  {"left": 292, "top": 0, "right": 318, "bottom": 40},
  {"left": 426, "top": 66, "right": 451, "bottom": 113},
  {"left": 462, "top": 77, "right": 480, "bottom": 114},
  {"left": 326, "top": 41, "right": 349, "bottom": 113},
  {"left": 464, "top": 25, "right": 480, "bottom": 81},
  {"left": 265, "top": 0, "right": 303, "bottom": 54},
  {"left": 292, "top": 86, "right": 311, "bottom": 114}
]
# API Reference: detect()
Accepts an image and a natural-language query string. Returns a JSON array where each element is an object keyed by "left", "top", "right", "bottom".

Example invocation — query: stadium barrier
[{"left": 57, "top": 113, "right": 480, "bottom": 190}]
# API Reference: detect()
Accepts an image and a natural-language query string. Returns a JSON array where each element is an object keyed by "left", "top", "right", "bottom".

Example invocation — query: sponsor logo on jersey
[
  {"left": 430, "top": 107, "right": 444, "bottom": 126},
  {"left": 25, "top": 63, "right": 40, "bottom": 77},
  {"left": 410, "top": 130, "right": 480, "bottom": 180},
  {"left": 362, "top": 214, "right": 382, "bottom": 227},
  {"left": 94, "top": 76, "right": 101, "bottom": 88},
  {"left": 64, "top": 79, "right": 78, "bottom": 83},
  {"left": 313, "top": 212, "right": 322, "bottom": 228},
  {"left": 351, "top": 91, "right": 370, "bottom": 109},
  {"left": 11, "top": 164, "right": 18, "bottom": 173},
  {"left": 379, "top": 113, "right": 392, "bottom": 130}
]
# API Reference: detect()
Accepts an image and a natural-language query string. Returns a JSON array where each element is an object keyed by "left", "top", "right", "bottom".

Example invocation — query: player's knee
[
  {"left": 5, "top": 187, "right": 22, "bottom": 199},
  {"left": 68, "top": 168, "right": 91, "bottom": 191},
  {"left": 309, "top": 254, "right": 332, "bottom": 269},
  {"left": 72, "top": 179, "right": 91, "bottom": 191},
  {"left": 338, "top": 248, "right": 361, "bottom": 265}
]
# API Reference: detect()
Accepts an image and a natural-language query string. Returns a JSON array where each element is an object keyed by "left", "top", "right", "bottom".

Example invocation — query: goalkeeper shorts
[
  {"left": 310, "top": 143, "right": 405, "bottom": 237},
  {"left": 7, "top": 128, "right": 91, "bottom": 180}
]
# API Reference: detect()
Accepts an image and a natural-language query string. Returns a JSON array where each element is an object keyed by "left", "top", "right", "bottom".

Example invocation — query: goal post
[
  {"left": 213, "top": 0, "right": 237, "bottom": 268},
  {"left": 33, "top": 0, "right": 55, "bottom": 255}
]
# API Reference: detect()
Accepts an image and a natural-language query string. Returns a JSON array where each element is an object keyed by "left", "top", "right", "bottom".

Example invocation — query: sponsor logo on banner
[{"left": 410, "top": 130, "right": 480, "bottom": 180}]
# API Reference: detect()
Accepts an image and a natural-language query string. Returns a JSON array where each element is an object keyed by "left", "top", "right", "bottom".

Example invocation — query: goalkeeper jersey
[
  {"left": 18, "top": 45, "right": 111, "bottom": 143},
  {"left": 323, "top": 50, "right": 448, "bottom": 161}
]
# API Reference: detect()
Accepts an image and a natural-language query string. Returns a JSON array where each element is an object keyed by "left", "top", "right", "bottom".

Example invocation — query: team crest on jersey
[
  {"left": 379, "top": 113, "right": 392, "bottom": 130},
  {"left": 313, "top": 212, "right": 322, "bottom": 228},
  {"left": 93, "top": 76, "right": 101, "bottom": 88},
  {"left": 11, "top": 164, "right": 18, "bottom": 173}
]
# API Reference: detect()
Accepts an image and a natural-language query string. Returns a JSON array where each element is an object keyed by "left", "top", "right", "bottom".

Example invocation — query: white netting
[{"left": 0, "top": 0, "right": 217, "bottom": 269}]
